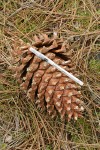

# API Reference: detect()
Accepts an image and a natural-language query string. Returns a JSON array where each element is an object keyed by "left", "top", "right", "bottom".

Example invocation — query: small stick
[{"left": 29, "top": 47, "right": 84, "bottom": 86}]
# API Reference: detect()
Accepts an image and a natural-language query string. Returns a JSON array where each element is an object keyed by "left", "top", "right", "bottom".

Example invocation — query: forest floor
[{"left": 0, "top": 0, "right": 100, "bottom": 150}]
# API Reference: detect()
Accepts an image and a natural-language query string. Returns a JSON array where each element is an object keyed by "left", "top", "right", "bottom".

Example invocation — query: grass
[{"left": 0, "top": 0, "right": 100, "bottom": 150}]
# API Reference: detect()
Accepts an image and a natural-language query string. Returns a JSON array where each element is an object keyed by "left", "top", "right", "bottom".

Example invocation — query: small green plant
[{"left": 89, "top": 59, "right": 100, "bottom": 74}]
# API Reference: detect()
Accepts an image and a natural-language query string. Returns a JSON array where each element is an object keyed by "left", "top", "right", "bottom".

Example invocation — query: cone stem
[{"left": 29, "top": 47, "right": 84, "bottom": 86}]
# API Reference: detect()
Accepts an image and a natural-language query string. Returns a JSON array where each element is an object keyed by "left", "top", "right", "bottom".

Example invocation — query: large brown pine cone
[{"left": 11, "top": 34, "right": 84, "bottom": 121}]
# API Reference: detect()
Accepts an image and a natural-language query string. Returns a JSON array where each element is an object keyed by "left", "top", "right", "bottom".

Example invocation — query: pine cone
[{"left": 11, "top": 34, "right": 84, "bottom": 121}]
